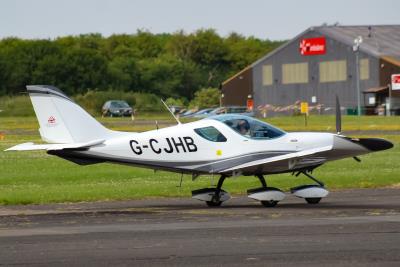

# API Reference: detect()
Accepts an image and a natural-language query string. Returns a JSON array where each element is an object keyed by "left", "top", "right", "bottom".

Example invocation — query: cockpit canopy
[{"left": 209, "top": 115, "right": 286, "bottom": 139}]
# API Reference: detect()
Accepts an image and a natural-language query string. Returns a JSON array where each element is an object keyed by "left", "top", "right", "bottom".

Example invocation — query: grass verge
[{"left": 0, "top": 116, "right": 399, "bottom": 205}]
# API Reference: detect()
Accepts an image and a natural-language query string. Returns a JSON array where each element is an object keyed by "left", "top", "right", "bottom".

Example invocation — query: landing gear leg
[
  {"left": 206, "top": 175, "right": 227, "bottom": 207},
  {"left": 256, "top": 174, "right": 267, "bottom": 188},
  {"left": 302, "top": 171, "right": 324, "bottom": 187},
  {"left": 191, "top": 175, "right": 231, "bottom": 207}
]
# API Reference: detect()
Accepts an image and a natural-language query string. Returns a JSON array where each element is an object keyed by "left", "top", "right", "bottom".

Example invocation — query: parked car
[
  {"left": 224, "top": 106, "right": 254, "bottom": 117},
  {"left": 189, "top": 108, "right": 217, "bottom": 118},
  {"left": 180, "top": 108, "right": 199, "bottom": 117},
  {"left": 102, "top": 100, "right": 133, "bottom": 117},
  {"left": 168, "top": 105, "right": 183, "bottom": 114},
  {"left": 203, "top": 106, "right": 254, "bottom": 118}
]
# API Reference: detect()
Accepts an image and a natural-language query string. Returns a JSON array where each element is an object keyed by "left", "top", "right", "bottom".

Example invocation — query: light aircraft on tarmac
[{"left": 6, "top": 85, "right": 394, "bottom": 207}]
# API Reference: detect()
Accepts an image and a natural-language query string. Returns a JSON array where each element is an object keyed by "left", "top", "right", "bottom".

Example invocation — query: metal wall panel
[
  {"left": 221, "top": 67, "right": 253, "bottom": 106},
  {"left": 252, "top": 29, "right": 380, "bottom": 115}
]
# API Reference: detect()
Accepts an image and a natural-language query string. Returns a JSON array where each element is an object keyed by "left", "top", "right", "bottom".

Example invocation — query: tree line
[{"left": 0, "top": 29, "right": 284, "bottom": 101}]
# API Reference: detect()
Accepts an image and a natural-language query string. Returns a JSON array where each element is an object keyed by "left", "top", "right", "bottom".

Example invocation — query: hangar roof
[
  {"left": 316, "top": 25, "right": 400, "bottom": 59},
  {"left": 252, "top": 25, "right": 400, "bottom": 67}
]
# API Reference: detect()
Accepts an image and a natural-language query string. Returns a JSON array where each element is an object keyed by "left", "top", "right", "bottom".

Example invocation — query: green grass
[
  {"left": 0, "top": 115, "right": 399, "bottom": 205},
  {"left": 2, "top": 115, "right": 400, "bottom": 133}
]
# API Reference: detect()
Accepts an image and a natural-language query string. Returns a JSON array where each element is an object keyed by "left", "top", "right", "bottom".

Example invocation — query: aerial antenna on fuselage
[
  {"left": 335, "top": 95, "right": 342, "bottom": 135},
  {"left": 161, "top": 99, "right": 181, "bottom": 125}
]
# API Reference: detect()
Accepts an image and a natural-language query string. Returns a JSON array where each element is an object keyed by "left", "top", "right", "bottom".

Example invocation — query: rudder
[{"left": 27, "top": 85, "right": 114, "bottom": 143}]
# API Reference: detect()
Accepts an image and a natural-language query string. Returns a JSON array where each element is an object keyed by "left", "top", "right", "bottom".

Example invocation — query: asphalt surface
[{"left": 0, "top": 188, "right": 399, "bottom": 266}]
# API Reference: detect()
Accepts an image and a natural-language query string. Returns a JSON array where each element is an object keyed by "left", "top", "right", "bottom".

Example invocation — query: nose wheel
[{"left": 291, "top": 171, "right": 329, "bottom": 204}]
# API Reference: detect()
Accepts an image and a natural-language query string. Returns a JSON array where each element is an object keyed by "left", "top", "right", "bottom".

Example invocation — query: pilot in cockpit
[{"left": 237, "top": 119, "right": 250, "bottom": 137}]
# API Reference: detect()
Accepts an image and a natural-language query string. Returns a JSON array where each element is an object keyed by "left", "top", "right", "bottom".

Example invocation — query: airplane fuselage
[{"left": 57, "top": 118, "right": 370, "bottom": 176}]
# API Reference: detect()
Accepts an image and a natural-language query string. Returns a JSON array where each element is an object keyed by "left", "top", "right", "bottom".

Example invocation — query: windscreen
[{"left": 211, "top": 115, "right": 286, "bottom": 139}]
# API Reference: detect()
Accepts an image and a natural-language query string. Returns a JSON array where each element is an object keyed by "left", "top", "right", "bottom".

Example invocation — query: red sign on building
[
  {"left": 299, "top": 37, "right": 326, "bottom": 56},
  {"left": 391, "top": 74, "right": 400, "bottom": 90}
]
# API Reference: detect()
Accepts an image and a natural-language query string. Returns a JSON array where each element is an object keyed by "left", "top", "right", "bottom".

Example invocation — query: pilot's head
[{"left": 238, "top": 120, "right": 250, "bottom": 135}]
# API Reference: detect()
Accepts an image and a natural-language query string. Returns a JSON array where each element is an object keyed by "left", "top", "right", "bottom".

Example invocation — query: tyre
[
  {"left": 261, "top": 200, "right": 278, "bottom": 207},
  {"left": 305, "top": 197, "right": 321, "bottom": 204},
  {"left": 206, "top": 200, "right": 222, "bottom": 207}
]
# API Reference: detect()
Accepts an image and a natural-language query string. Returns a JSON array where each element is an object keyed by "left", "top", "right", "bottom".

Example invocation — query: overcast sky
[{"left": 1, "top": 0, "right": 399, "bottom": 40}]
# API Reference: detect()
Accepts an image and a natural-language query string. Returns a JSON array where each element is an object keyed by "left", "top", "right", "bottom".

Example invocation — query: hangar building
[{"left": 221, "top": 25, "right": 400, "bottom": 115}]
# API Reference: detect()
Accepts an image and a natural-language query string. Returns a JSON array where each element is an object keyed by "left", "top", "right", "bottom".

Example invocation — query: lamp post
[{"left": 353, "top": 36, "right": 363, "bottom": 116}]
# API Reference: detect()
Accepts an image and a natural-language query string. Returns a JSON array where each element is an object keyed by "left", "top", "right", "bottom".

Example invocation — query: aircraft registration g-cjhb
[{"left": 6, "top": 85, "right": 394, "bottom": 207}]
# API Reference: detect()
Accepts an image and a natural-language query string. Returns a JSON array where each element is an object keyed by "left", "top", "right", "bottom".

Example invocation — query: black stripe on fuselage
[{"left": 49, "top": 149, "right": 295, "bottom": 174}]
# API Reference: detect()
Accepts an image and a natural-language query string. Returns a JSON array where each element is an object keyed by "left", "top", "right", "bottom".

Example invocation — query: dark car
[
  {"left": 196, "top": 106, "right": 254, "bottom": 118},
  {"left": 102, "top": 100, "right": 133, "bottom": 117},
  {"left": 189, "top": 108, "right": 216, "bottom": 118}
]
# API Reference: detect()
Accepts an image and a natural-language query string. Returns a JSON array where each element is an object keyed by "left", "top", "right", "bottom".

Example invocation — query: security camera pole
[{"left": 353, "top": 36, "right": 363, "bottom": 116}]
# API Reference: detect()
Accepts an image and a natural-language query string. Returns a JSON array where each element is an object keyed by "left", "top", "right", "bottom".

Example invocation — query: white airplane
[{"left": 6, "top": 85, "right": 393, "bottom": 207}]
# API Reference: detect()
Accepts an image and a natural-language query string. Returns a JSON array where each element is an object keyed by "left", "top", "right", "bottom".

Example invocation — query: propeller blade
[{"left": 336, "top": 95, "right": 342, "bottom": 134}]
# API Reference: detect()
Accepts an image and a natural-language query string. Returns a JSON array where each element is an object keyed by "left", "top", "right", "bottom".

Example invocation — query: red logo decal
[
  {"left": 392, "top": 75, "right": 400, "bottom": 84},
  {"left": 48, "top": 116, "right": 56, "bottom": 124},
  {"left": 300, "top": 37, "right": 326, "bottom": 56}
]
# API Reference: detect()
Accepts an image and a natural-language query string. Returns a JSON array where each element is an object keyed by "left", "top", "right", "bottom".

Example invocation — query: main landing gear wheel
[
  {"left": 206, "top": 198, "right": 222, "bottom": 207},
  {"left": 247, "top": 174, "right": 285, "bottom": 207},
  {"left": 191, "top": 175, "right": 231, "bottom": 207}
]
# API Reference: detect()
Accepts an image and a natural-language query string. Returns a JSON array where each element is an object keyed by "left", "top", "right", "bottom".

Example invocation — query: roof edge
[
  {"left": 221, "top": 65, "right": 252, "bottom": 86},
  {"left": 381, "top": 56, "right": 400, "bottom": 67},
  {"left": 251, "top": 27, "right": 314, "bottom": 67}
]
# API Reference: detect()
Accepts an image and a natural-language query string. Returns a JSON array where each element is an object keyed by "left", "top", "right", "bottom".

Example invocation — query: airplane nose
[{"left": 351, "top": 138, "right": 394, "bottom": 152}]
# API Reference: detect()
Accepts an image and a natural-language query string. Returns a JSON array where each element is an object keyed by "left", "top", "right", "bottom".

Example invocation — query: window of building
[
  {"left": 262, "top": 65, "right": 273, "bottom": 86},
  {"left": 319, "top": 60, "right": 347, "bottom": 82},
  {"left": 360, "top": 58, "right": 369, "bottom": 80},
  {"left": 282, "top": 63, "right": 308, "bottom": 84},
  {"left": 194, "top": 126, "right": 227, "bottom": 142}
]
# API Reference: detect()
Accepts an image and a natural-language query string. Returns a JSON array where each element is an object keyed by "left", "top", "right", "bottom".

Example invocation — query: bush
[
  {"left": 0, "top": 95, "right": 35, "bottom": 117},
  {"left": 75, "top": 89, "right": 168, "bottom": 115},
  {"left": 165, "top": 97, "right": 187, "bottom": 107},
  {"left": 189, "top": 87, "right": 220, "bottom": 109},
  {"left": 131, "top": 92, "right": 164, "bottom": 112},
  {"left": 74, "top": 90, "right": 134, "bottom": 115},
  {"left": 0, "top": 90, "right": 167, "bottom": 117}
]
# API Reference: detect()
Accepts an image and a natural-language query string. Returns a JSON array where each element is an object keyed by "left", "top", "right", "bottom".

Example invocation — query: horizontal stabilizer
[{"left": 5, "top": 139, "right": 105, "bottom": 151}]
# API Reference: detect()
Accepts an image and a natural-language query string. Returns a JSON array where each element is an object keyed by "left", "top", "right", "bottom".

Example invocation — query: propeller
[
  {"left": 335, "top": 95, "right": 342, "bottom": 134},
  {"left": 335, "top": 95, "right": 361, "bottom": 162}
]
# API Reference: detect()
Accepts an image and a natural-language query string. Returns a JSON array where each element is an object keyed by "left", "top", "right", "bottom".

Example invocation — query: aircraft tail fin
[{"left": 27, "top": 85, "right": 114, "bottom": 143}]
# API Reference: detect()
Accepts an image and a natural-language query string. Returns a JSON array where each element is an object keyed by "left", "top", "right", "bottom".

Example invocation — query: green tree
[
  {"left": 189, "top": 87, "right": 220, "bottom": 109},
  {"left": 107, "top": 57, "right": 140, "bottom": 90},
  {"left": 0, "top": 30, "right": 285, "bottom": 99},
  {"left": 1, "top": 39, "right": 61, "bottom": 94},
  {"left": 32, "top": 48, "right": 108, "bottom": 94},
  {"left": 133, "top": 30, "right": 168, "bottom": 58}
]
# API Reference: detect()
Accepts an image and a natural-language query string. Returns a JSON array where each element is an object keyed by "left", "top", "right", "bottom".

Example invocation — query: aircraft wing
[
  {"left": 219, "top": 145, "right": 333, "bottom": 175},
  {"left": 5, "top": 139, "right": 105, "bottom": 151}
]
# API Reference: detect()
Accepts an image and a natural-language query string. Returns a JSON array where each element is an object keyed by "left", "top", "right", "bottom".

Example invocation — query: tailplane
[{"left": 27, "top": 85, "right": 114, "bottom": 143}]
